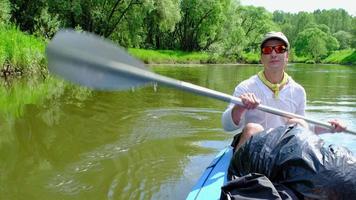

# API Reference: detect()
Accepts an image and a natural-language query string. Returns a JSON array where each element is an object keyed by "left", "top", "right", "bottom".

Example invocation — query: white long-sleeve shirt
[{"left": 222, "top": 75, "right": 306, "bottom": 132}]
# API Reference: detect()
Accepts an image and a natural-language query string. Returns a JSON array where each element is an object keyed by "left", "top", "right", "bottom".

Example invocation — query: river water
[{"left": 0, "top": 64, "right": 355, "bottom": 199}]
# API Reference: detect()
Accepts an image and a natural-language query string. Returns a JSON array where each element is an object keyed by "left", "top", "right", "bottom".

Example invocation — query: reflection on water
[{"left": 0, "top": 64, "right": 356, "bottom": 199}]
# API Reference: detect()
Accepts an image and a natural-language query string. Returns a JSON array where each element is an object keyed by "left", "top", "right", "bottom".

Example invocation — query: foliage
[
  {"left": 237, "top": 6, "right": 277, "bottom": 51},
  {"left": 333, "top": 30, "right": 353, "bottom": 49},
  {"left": 241, "top": 51, "right": 259, "bottom": 64},
  {"left": 313, "top": 9, "right": 352, "bottom": 33},
  {"left": 288, "top": 49, "right": 308, "bottom": 63},
  {"left": 343, "top": 51, "right": 356, "bottom": 65},
  {"left": 204, "top": 1, "right": 243, "bottom": 58},
  {"left": 0, "top": 0, "right": 11, "bottom": 25},
  {"left": 9, "top": 0, "right": 47, "bottom": 32},
  {"left": 0, "top": 26, "right": 92, "bottom": 118},
  {"left": 33, "top": 7, "right": 61, "bottom": 39},
  {"left": 143, "top": 0, "right": 181, "bottom": 49},
  {"left": 45, "top": 0, "right": 148, "bottom": 37},
  {"left": 2, "top": 0, "right": 356, "bottom": 65},
  {"left": 273, "top": 11, "right": 315, "bottom": 45},
  {"left": 0, "top": 25, "right": 46, "bottom": 76},
  {"left": 174, "top": 0, "right": 230, "bottom": 51},
  {"left": 272, "top": 9, "right": 355, "bottom": 51},
  {"left": 351, "top": 17, "right": 356, "bottom": 48},
  {"left": 323, "top": 49, "right": 356, "bottom": 65},
  {"left": 210, "top": 4, "right": 276, "bottom": 61},
  {"left": 294, "top": 27, "right": 339, "bottom": 62}
]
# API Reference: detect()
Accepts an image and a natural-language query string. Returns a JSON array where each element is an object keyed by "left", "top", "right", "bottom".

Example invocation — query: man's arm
[{"left": 222, "top": 93, "right": 261, "bottom": 131}]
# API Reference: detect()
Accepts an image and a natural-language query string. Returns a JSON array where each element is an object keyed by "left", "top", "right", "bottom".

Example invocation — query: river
[{"left": 0, "top": 64, "right": 355, "bottom": 200}]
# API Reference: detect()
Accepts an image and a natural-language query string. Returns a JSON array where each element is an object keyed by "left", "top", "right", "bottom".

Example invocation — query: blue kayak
[{"left": 186, "top": 146, "right": 233, "bottom": 200}]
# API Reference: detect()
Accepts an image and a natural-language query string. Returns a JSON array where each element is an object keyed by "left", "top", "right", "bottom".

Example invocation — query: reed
[{"left": 0, "top": 25, "right": 46, "bottom": 77}]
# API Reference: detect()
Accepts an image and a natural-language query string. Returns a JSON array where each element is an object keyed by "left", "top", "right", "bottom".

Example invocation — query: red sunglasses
[{"left": 261, "top": 45, "right": 287, "bottom": 54}]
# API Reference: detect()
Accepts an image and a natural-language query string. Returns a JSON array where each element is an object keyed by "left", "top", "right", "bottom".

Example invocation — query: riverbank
[
  {"left": 127, "top": 48, "right": 234, "bottom": 64},
  {"left": 322, "top": 49, "right": 356, "bottom": 65},
  {"left": 129, "top": 48, "right": 356, "bottom": 65},
  {"left": 0, "top": 25, "right": 47, "bottom": 79},
  {"left": 0, "top": 26, "right": 93, "bottom": 118},
  {"left": 1, "top": 27, "right": 355, "bottom": 81}
]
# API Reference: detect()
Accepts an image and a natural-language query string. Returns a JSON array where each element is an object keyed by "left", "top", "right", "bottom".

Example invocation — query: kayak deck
[
  {"left": 186, "top": 146, "right": 233, "bottom": 200},
  {"left": 186, "top": 133, "right": 356, "bottom": 200}
]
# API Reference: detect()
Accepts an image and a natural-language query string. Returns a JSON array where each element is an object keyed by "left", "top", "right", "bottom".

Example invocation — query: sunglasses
[{"left": 261, "top": 45, "right": 287, "bottom": 54}]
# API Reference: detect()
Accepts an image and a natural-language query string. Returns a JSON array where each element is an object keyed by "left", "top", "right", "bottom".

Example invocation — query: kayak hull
[{"left": 186, "top": 146, "right": 233, "bottom": 200}]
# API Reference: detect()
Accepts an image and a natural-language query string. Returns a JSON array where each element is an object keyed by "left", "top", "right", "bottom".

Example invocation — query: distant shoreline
[{"left": 1, "top": 27, "right": 355, "bottom": 81}]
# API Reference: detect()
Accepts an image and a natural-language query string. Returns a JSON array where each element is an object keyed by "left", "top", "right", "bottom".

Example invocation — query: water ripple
[{"left": 46, "top": 141, "right": 130, "bottom": 196}]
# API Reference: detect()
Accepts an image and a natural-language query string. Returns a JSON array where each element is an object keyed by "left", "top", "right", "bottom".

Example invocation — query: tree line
[{"left": 1, "top": 0, "right": 356, "bottom": 62}]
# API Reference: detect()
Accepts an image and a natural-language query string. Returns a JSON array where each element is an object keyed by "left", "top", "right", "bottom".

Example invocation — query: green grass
[
  {"left": 323, "top": 49, "right": 356, "bottom": 65},
  {"left": 0, "top": 25, "right": 47, "bottom": 75},
  {"left": 127, "top": 48, "right": 232, "bottom": 64},
  {"left": 241, "top": 52, "right": 259, "bottom": 64}
]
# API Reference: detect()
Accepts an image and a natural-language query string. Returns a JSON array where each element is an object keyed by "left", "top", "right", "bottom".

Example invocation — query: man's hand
[
  {"left": 328, "top": 119, "right": 347, "bottom": 133},
  {"left": 231, "top": 93, "right": 261, "bottom": 126},
  {"left": 240, "top": 93, "right": 261, "bottom": 110}
]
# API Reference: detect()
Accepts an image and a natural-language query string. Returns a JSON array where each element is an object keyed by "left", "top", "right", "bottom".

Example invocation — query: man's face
[{"left": 260, "top": 39, "right": 288, "bottom": 71}]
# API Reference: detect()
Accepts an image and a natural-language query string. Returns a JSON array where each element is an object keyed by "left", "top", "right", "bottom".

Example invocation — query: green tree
[
  {"left": 43, "top": 0, "right": 185, "bottom": 49},
  {"left": 9, "top": 0, "right": 47, "bottom": 32},
  {"left": 144, "top": 0, "right": 181, "bottom": 49},
  {"left": 207, "top": 1, "right": 244, "bottom": 58},
  {"left": 288, "top": 12, "right": 315, "bottom": 44},
  {"left": 237, "top": 6, "right": 277, "bottom": 51},
  {"left": 273, "top": 11, "right": 293, "bottom": 41},
  {"left": 294, "top": 12, "right": 315, "bottom": 32},
  {"left": 333, "top": 30, "right": 353, "bottom": 49},
  {"left": 351, "top": 17, "right": 356, "bottom": 48},
  {"left": 294, "top": 27, "right": 339, "bottom": 61},
  {"left": 46, "top": 0, "right": 148, "bottom": 38},
  {"left": 307, "top": 23, "right": 330, "bottom": 34},
  {"left": 33, "top": 7, "right": 61, "bottom": 38},
  {"left": 272, "top": 11, "right": 315, "bottom": 46},
  {"left": 314, "top": 9, "right": 352, "bottom": 33},
  {"left": 272, "top": 10, "right": 287, "bottom": 24},
  {"left": 175, "top": 0, "right": 229, "bottom": 51}
]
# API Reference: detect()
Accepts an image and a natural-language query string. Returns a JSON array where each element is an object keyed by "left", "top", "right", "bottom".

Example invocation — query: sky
[{"left": 240, "top": 0, "right": 356, "bottom": 16}]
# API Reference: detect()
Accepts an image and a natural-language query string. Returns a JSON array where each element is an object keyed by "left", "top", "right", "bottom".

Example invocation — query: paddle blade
[{"left": 46, "top": 29, "right": 151, "bottom": 90}]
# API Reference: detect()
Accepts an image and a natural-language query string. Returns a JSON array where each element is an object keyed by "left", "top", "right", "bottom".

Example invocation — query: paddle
[{"left": 46, "top": 29, "right": 356, "bottom": 135}]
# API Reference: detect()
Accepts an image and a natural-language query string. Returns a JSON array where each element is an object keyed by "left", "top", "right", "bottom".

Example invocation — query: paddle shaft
[{"left": 49, "top": 44, "right": 356, "bottom": 135}]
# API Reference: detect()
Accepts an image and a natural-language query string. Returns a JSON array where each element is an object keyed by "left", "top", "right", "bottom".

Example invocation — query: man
[{"left": 221, "top": 31, "right": 345, "bottom": 149}]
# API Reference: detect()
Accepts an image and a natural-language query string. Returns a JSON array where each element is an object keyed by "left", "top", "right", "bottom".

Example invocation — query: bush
[{"left": 322, "top": 49, "right": 356, "bottom": 65}]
